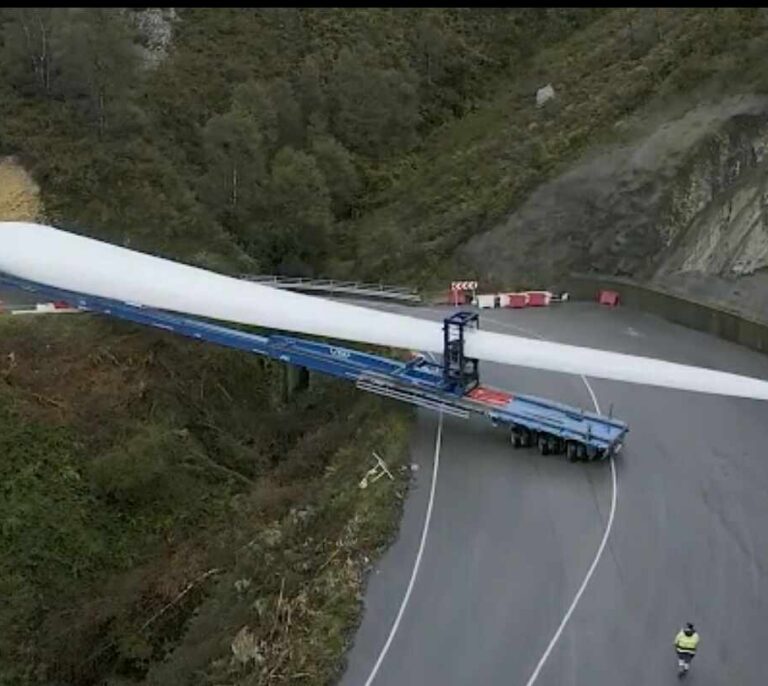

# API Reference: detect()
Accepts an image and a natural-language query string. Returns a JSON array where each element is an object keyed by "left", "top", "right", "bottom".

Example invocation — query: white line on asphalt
[
  {"left": 363, "top": 412, "right": 444, "bottom": 686},
  {"left": 481, "top": 314, "right": 618, "bottom": 686},
  {"left": 523, "top": 376, "right": 617, "bottom": 686},
  {"left": 525, "top": 451, "right": 617, "bottom": 685}
]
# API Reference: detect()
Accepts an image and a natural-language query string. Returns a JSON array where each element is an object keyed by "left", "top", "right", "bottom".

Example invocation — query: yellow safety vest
[{"left": 675, "top": 631, "right": 700, "bottom": 653}]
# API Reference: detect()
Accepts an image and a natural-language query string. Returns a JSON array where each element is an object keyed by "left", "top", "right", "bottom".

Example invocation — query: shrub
[{"left": 89, "top": 425, "right": 181, "bottom": 507}]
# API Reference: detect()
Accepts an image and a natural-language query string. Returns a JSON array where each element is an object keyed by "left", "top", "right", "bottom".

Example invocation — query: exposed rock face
[
  {"left": 462, "top": 95, "right": 768, "bottom": 318},
  {"left": 131, "top": 8, "right": 177, "bottom": 69},
  {"left": 536, "top": 84, "right": 556, "bottom": 108}
]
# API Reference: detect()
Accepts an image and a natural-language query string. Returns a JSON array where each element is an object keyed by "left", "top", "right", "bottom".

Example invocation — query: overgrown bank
[{"left": 0, "top": 314, "right": 412, "bottom": 685}]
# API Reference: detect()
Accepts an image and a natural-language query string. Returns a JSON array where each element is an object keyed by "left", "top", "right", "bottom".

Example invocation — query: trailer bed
[{"left": 0, "top": 273, "right": 629, "bottom": 461}]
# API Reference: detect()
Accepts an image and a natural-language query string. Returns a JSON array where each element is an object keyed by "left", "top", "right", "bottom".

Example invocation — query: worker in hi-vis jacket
[{"left": 674, "top": 623, "right": 700, "bottom": 675}]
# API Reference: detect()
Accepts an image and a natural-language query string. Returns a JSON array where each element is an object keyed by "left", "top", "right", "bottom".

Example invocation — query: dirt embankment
[
  {"left": 0, "top": 156, "right": 43, "bottom": 222},
  {"left": 462, "top": 94, "right": 768, "bottom": 320}
]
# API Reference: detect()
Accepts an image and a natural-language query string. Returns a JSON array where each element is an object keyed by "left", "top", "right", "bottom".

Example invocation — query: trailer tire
[
  {"left": 537, "top": 436, "right": 550, "bottom": 456},
  {"left": 566, "top": 442, "right": 578, "bottom": 462},
  {"left": 511, "top": 431, "right": 522, "bottom": 448},
  {"left": 576, "top": 444, "right": 587, "bottom": 462},
  {"left": 520, "top": 429, "right": 532, "bottom": 448}
]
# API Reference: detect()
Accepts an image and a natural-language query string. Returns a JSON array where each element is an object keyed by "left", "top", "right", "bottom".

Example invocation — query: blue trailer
[{"left": 0, "top": 274, "right": 628, "bottom": 462}]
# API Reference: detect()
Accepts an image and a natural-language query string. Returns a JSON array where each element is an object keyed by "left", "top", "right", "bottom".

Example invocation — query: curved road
[{"left": 340, "top": 301, "right": 768, "bottom": 685}]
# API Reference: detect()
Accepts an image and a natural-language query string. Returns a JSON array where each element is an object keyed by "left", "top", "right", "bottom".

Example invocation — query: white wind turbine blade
[
  {"left": 467, "top": 330, "right": 768, "bottom": 401},
  {"left": 2, "top": 221, "right": 768, "bottom": 401}
]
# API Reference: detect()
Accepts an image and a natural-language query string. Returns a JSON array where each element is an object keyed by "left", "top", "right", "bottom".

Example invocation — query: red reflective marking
[{"left": 467, "top": 386, "right": 513, "bottom": 406}]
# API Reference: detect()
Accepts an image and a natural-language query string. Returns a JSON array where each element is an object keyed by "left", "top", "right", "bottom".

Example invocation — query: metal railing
[{"left": 240, "top": 274, "right": 422, "bottom": 303}]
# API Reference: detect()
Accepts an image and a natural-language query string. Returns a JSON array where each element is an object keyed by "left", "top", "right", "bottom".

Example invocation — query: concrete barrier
[{"left": 563, "top": 273, "right": 768, "bottom": 355}]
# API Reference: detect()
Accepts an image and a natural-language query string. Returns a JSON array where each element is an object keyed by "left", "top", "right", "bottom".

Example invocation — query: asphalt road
[
  {"left": 340, "top": 301, "right": 768, "bottom": 686},
  {"left": 0, "top": 284, "right": 37, "bottom": 309}
]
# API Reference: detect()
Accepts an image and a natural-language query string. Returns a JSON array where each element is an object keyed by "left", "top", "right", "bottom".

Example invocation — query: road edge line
[
  {"left": 480, "top": 314, "right": 618, "bottom": 686},
  {"left": 363, "top": 412, "right": 444, "bottom": 686}
]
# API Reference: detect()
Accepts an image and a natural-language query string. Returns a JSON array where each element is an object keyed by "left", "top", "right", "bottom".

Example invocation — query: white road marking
[
  {"left": 365, "top": 303, "right": 619, "bottom": 684},
  {"left": 481, "top": 313, "right": 618, "bottom": 686},
  {"left": 525, "top": 451, "right": 617, "bottom": 685},
  {"left": 363, "top": 413, "right": 444, "bottom": 686}
]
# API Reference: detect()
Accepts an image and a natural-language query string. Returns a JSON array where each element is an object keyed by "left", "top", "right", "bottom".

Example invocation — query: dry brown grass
[{"left": 0, "top": 156, "right": 43, "bottom": 221}]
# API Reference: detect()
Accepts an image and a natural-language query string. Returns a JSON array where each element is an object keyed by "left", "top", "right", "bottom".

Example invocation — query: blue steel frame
[
  {"left": 443, "top": 311, "right": 480, "bottom": 395},
  {"left": 0, "top": 274, "right": 628, "bottom": 456}
]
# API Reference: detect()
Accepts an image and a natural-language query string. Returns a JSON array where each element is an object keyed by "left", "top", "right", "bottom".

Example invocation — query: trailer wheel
[
  {"left": 566, "top": 442, "right": 578, "bottom": 462},
  {"left": 576, "top": 444, "right": 587, "bottom": 462},
  {"left": 537, "top": 436, "right": 550, "bottom": 456},
  {"left": 520, "top": 429, "right": 532, "bottom": 448},
  {"left": 511, "top": 430, "right": 522, "bottom": 448}
]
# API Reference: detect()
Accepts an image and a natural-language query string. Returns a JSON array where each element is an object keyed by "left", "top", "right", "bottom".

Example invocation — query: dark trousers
[{"left": 677, "top": 651, "right": 695, "bottom": 664}]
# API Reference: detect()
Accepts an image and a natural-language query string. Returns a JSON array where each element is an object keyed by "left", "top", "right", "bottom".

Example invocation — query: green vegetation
[
  {"left": 3, "top": 9, "right": 766, "bottom": 285},
  {"left": 343, "top": 8, "right": 768, "bottom": 286},
  {"left": 0, "top": 8, "right": 603, "bottom": 274},
  {"left": 0, "top": 315, "right": 412, "bottom": 684}
]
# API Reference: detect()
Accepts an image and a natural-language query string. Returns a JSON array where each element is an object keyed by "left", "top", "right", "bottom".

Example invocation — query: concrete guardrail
[{"left": 563, "top": 273, "right": 768, "bottom": 356}]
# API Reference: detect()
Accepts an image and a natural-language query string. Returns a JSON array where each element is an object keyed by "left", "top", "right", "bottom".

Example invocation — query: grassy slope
[
  {"left": 0, "top": 315, "right": 412, "bottom": 685},
  {"left": 342, "top": 8, "right": 768, "bottom": 288}
]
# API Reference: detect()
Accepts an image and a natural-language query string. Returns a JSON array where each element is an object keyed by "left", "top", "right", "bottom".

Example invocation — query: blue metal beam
[{"left": 0, "top": 273, "right": 629, "bottom": 458}]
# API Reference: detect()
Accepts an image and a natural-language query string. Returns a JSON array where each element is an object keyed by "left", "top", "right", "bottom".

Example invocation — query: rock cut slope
[{"left": 463, "top": 93, "right": 768, "bottom": 319}]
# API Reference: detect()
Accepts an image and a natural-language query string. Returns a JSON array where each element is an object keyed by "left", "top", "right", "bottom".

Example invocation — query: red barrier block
[
  {"left": 598, "top": 290, "right": 620, "bottom": 306},
  {"left": 527, "top": 291, "right": 549, "bottom": 307},
  {"left": 506, "top": 293, "right": 528, "bottom": 309}
]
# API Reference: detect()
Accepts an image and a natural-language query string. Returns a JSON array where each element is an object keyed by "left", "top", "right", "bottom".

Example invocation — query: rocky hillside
[
  {"left": 463, "top": 92, "right": 768, "bottom": 320},
  {"left": 463, "top": 95, "right": 768, "bottom": 293},
  {"left": 340, "top": 8, "right": 768, "bottom": 315}
]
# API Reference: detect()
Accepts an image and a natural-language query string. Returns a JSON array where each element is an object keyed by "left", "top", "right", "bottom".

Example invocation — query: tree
[
  {"left": 233, "top": 78, "right": 305, "bottom": 155},
  {"left": 409, "top": 14, "right": 472, "bottom": 123},
  {"left": 329, "top": 46, "right": 421, "bottom": 158},
  {"left": 233, "top": 80, "right": 280, "bottom": 154},
  {"left": 199, "top": 106, "right": 267, "bottom": 226},
  {"left": 412, "top": 14, "right": 450, "bottom": 86},
  {"left": 296, "top": 53, "right": 327, "bottom": 129},
  {"left": 1, "top": 8, "right": 61, "bottom": 95},
  {"left": 55, "top": 9, "right": 141, "bottom": 137},
  {"left": 251, "top": 147, "right": 332, "bottom": 273},
  {"left": 310, "top": 135, "right": 360, "bottom": 217},
  {"left": 267, "top": 77, "right": 304, "bottom": 150}
]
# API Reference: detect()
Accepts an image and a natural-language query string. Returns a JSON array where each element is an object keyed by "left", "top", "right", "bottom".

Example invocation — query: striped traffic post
[{"left": 451, "top": 281, "right": 478, "bottom": 307}]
